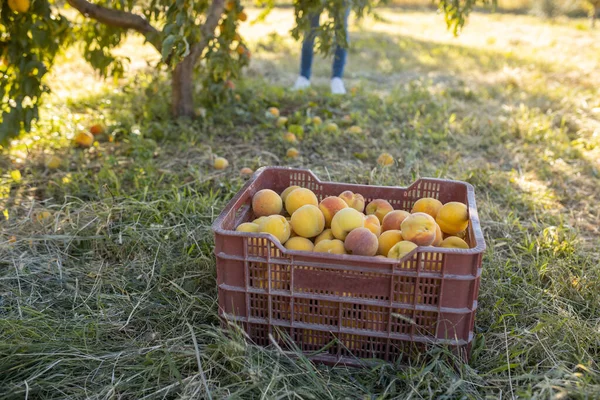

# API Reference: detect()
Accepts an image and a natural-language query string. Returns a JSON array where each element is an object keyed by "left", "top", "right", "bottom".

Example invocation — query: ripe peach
[
  {"left": 319, "top": 196, "right": 348, "bottom": 228},
  {"left": 75, "top": 131, "right": 94, "bottom": 147},
  {"left": 257, "top": 215, "right": 290, "bottom": 243},
  {"left": 432, "top": 223, "right": 443, "bottom": 246},
  {"left": 331, "top": 208, "right": 365, "bottom": 240},
  {"left": 365, "top": 199, "right": 394, "bottom": 223},
  {"left": 285, "top": 188, "right": 318, "bottom": 215},
  {"left": 381, "top": 210, "right": 410, "bottom": 232},
  {"left": 400, "top": 212, "right": 437, "bottom": 246},
  {"left": 364, "top": 214, "right": 381, "bottom": 236},
  {"left": 314, "top": 228, "right": 334, "bottom": 244},
  {"left": 436, "top": 202, "right": 469, "bottom": 235},
  {"left": 284, "top": 132, "right": 297, "bottom": 143},
  {"left": 314, "top": 239, "right": 346, "bottom": 255},
  {"left": 214, "top": 157, "right": 229, "bottom": 170},
  {"left": 280, "top": 185, "right": 301, "bottom": 203},
  {"left": 89, "top": 124, "right": 104, "bottom": 135},
  {"left": 338, "top": 190, "right": 365, "bottom": 213},
  {"left": 285, "top": 237, "right": 315, "bottom": 252},
  {"left": 412, "top": 197, "right": 443, "bottom": 219},
  {"left": 377, "top": 230, "right": 403, "bottom": 256},
  {"left": 266, "top": 107, "right": 279, "bottom": 118},
  {"left": 236, "top": 222, "right": 259, "bottom": 233},
  {"left": 290, "top": 204, "right": 325, "bottom": 238},
  {"left": 387, "top": 241, "right": 418, "bottom": 259},
  {"left": 377, "top": 153, "right": 394, "bottom": 166},
  {"left": 253, "top": 216, "right": 268, "bottom": 225},
  {"left": 240, "top": 167, "right": 253, "bottom": 176},
  {"left": 344, "top": 228, "right": 378, "bottom": 256},
  {"left": 252, "top": 189, "right": 283, "bottom": 217},
  {"left": 440, "top": 236, "right": 469, "bottom": 249},
  {"left": 286, "top": 148, "right": 299, "bottom": 158}
]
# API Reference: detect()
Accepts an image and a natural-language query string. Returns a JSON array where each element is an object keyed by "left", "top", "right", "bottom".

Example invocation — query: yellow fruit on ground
[
  {"left": 283, "top": 132, "right": 297, "bottom": 143},
  {"left": 314, "top": 239, "right": 346, "bottom": 255},
  {"left": 285, "top": 188, "right": 318, "bottom": 215},
  {"left": 331, "top": 207, "right": 365, "bottom": 240},
  {"left": 252, "top": 189, "right": 283, "bottom": 217},
  {"left": 214, "top": 157, "right": 229, "bottom": 170},
  {"left": 285, "top": 236, "right": 315, "bottom": 252},
  {"left": 280, "top": 185, "right": 301, "bottom": 203},
  {"left": 338, "top": 190, "right": 365, "bottom": 213},
  {"left": 240, "top": 167, "right": 253, "bottom": 176},
  {"left": 347, "top": 125, "right": 363, "bottom": 134},
  {"left": 377, "top": 230, "right": 403, "bottom": 256},
  {"left": 365, "top": 199, "right": 394, "bottom": 223},
  {"left": 75, "top": 131, "right": 94, "bottom": 147},
  {"left": 319, "top": 196, "right": 348, "bottom": 228},
  {"left": 290, "top": 204, "right": 325, "bottom": 238},
  {"left": 276, "top": 117, "right": 288, "bottom": 127},
  {"left": 387, "top": 241, "right": 418, "bottom": 259},
  {"left": 314, "top": 228, "right": 334, "bottom": 244},
  {"left": 236, "top": 222, "right": 260, "bottom": 233},
  {"left": 89, "top": 124, "right": 104, "bottom": 135},
  {"left": 266, "top": 107, "right": 280, "bottom": 118},
  {"left": 377, "top": 153, "right": 394, "bottom": 166},
  {"left": 381, "top": 210, "right": 410, "bottom": 232},
  {"left": 257, "top": 215, "right": 291, "bottom": 243},
  {"left": 364, "top": 214, "right": 381, "bottom": 237},
  {"left": 286, "top": 148, "right": 299, "bottom": 158},
  {"left": 46, "top": 155, "right": 62, "bottom": 169},
  {"left": 8, "top": 0, "right": 30, "bottom": 13},
  {"left": 325, "top": 122, "right": 339, "bottom": 133},
  {"left": 440, "top": 236, "right": 469, "bottom": 249},
  {"left": 436, "top": 201, "right": 469, "bottom": 235},
  {"left": 412, "top": 197, "right": 443, "bottom": 219},
  {"left": 312, "top": 116, "right": 322, "bottom": 125},
  {"left": 344, "top": 227, "right": 378, "bottom": 256}
]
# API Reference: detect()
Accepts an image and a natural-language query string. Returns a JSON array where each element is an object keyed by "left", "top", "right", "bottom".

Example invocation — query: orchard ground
[{"left": 2, "top": 7, "right": 600, "bottom": 399}]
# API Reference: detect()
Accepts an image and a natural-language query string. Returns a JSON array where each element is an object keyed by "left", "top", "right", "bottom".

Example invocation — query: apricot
[
  {"left": 75, "top": 131, "right": 94, "bottom": 147},
  {"left": 214, "top": 157, "right": 229, "bottom": 170},
  {"left": 314, "top": 228, "right": 334, "bottom": 244},
  {"left": 381, "top": 210, "right": 410, "bottom": 232},
  {"left": 387, "top": 241, "right": 418, "bottom": 259},
  {"left": 285, "top": 237, "right": 315, "bottom": 252},
  {"left": 344, "top": 228, "right": 378, "bottom": 256},
  {"left": 280, "top": 185, "right": 301, "bottom": 203},
  {"left": 365, "top": 199, "right": 394, "bottom": 223},
  {"left": 257, "top": 215, "right": 291, "bottom": 243},
  {"left": 440, "top": 236, "right": 469, "bottom": 249},
  {"left": 436, "top": 202, "right": 469, "bottom": 235},
  {"left": 236, "top": 222, "right": 259, "bottom": 233},
  {"left": 364, "top": 214, "right": 381, "bottom": 236},
  {"left": 331, "top": 208, "right": 364, "bottom": 240},
  {"left": 338, "top": 190, "right": 365, "bottom": 213},
  {"left": 252, "top": 189, "right": 283, "bottom": 217},
  {"left": 286, "top": 148, "right": 299, "bottom": 158},
  {"left": 285, "top": 188, "right": 318, "bottom": 215},
  {"left": 314, "top": 239, "right": 346, "bottom": 255},
  {"left": 377, "top": 230, "right": 403, "bottom": 256},
  {"left": 284, "top": 132, "right": 297, "bottom": 143},
  {"left": 290, "top": 204, "right": 325, "bottom": 238},
  {"left": 412, "top": 197, "right": 443, "bottom": 219},
  {"left": 319, "top": 196, "right": 348, "bottom": 228},
  {"left": 401, "top": 212, "right": 437, "bottom": 246}
]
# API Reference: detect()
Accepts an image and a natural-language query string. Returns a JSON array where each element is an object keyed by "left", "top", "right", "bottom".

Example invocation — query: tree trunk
[
  {"left": 592, "top": 7, "right": 598, "bottom": 28},
  {"left": 171, "top": 56, "right": 195, "bottom": 118}
]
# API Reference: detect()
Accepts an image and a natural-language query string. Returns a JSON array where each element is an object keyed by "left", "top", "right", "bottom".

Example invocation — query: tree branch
[
  {"left": 187, "top": 0, "right": 225, "bottom": 65},
  {"left": 66, "top": 0, "right": 162, "bottom": 53}
]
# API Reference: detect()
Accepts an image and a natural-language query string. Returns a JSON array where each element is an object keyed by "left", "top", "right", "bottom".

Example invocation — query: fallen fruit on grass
[
  {"left": 387, "top": 241, "right": 418, "bottom": 259},
  {"left": 325, "top": 122, "right": 339, "bottom": 133},
  {"left": 377, "top": 153, "right": 394, "bottom": 166},
  {"left": 75, "top": 131, "right": 94, "bottom": 147},
  {"left": 314, "top": 239, "right": 346, "bottom": 254},
  {"left": 276, "top": 117, "right": 288, "bottom": 127},
  {"left": 344, "top": 227, "right": 378, "bottom": 256},
  {"left": 339, "top": 190, "right": 365, "bottom": 213},
  {"left": 46, "top": 155, "right": 62, "bottom": 169},
  {"left": 285, "top": 188, "right": 318, "bottom": 215},
  {"left": 236, "top": 222, "right": 259, "bottom": 233},
  {"left": 280, "top": 185, "right": 301, "bottom": 203},
  {"left": 440, "top": 236, "right": 469, "bottom": 249},
  {"left": 312, "top": 116, "right": 322, "bottom": 125},
  {"left": 252, "top": 189, "right": 283, "bottom": 217},
  {"left": 286, "top": 148, "right": 299, "bottom": 158},
  {"left": 8, "top": 0, "right": 30, "bottom": 13},
  {"left": 347, "top": 125, "right": 363, "bottom": 134},
  {"left": 381, "top": 210, "right": 410, "bottom": 232},
  {"left": 412, "top": 197, "right": 443, "bottom": 219},
  {"left": 401, "top": 212, "right": 437, "bottom": 246},
  {"left": 319, "top": 196, "right": 348, "bottom": 228},
  {"left": 331, "top": 208, "right": 365, "bottom": 240},
  {"left": 213, "top": 157, "right": 229, "bottom": 170},
  {"left": 237, "top": 11, "right": 247, "bottom": 21},
  {"left": 240, "top": 167, "right": 253, "bottom": 176},
  {"left": 314, "top": 228, "right": 334, "bottom": 244},
  {"left": 266, "top": 107, "right": 280, "bottom": 118},
  {"left": 366, "top": 199, "right": 394, "bottom": 223},
  {"left": 378, "top": 230, "right": 403, "bottom": 256},
  {"left": 285, "top": 236, "right": 315, "bottom": 252},
  {"left": 436, "top": 201, "right": 469, "bottom": 234},
  {"left": 290, "top": 204, "right": 325, "bottom": 238},
  {"left": 89, "top": 124, "right": 104, "bottom": 135},
  {"left": 283, "top": 132, "right": 297, "bottom": 143},
  {"left": 257, "top": 215, "right": 290, "bottom": 243}
]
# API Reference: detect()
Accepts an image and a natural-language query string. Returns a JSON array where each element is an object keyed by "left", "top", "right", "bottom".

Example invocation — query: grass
[{"left": 2, "top": 7, "right": 600, "bottom": 399}]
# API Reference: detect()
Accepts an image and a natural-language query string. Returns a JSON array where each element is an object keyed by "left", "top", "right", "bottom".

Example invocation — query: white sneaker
[
  {"left": 330, "top": 77, "right": 346, "bottom": 95},
  {"left": 292, "top": 76, "right": 311, "bottom": 91}
]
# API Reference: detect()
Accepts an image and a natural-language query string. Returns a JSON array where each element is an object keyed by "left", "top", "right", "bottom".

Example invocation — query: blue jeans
[{"left": 300, "top": 7, "right": 350, "bottom": 80}]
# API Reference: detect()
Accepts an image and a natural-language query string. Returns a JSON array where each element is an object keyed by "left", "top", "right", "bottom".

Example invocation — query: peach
[
  {"left": 213, "top": 157, "right": 229, "bottom": 170},
  {"left": 440, "top": 236, "right": 469, "bottom": 249},
  {"left": 286, "top": 148, "right": 299, "bottom": 158},
  {"left": 377, "top": 153, "right": 394, "bottom": 166},
  {"left": 284, "top": 132, "right": 297, "bottom": 143},
  {"left": 240, "top": 167, "right": 253, "bottom": 176},
  {"left": 276, "top": 117, "right": 289, "bottom": 127},
  {"left": 338, "top": 190, "right": 365, "bottom": 213},
  {"left": 314, "top": 228, "right": 334, "bottom": 244},
  {"left": 387, "top": 241, "right": 418, "bottom": 259},
  {"left": 319, "top": 196, "right": 348, "bottom": 228},
  {"left": 236, "top": 222, "right": 259, "bottom": 233},
  {"left": 411, "top": 197, "right": 443, "bottom": 219},
  {"left": 377, "top": 230, "right": 403, "bottom": 256},
  {"left": 257, "top": 215, "right": 291, "bottom": 243},
  {"left": 364, "top": 214, "right": 381, "bottom": 236},
  {"left": 253, "top": 216, "right": 268, "bottom": 225},
  {"left": 344, "top": 228, "right": 378, "bottom": 256},
  {"left": 280, "top": 185, "right": 301, "bottom": 203},
  {"left": 285, "top": 188, "right": 318, "bottom": 215},
  {"left": 436, "top": 202, "right": 469, "bottom": 235},
  {"left": 331, "top": 208, "right": 365, "bottom": 240},
  {"left": 432, "top": 223, "right": 443, "bottom": 247},
  {"left": 381, "top": 210, "right": 410, "bottom": 232},
  {"left": 252, "top": 189, "right": 283, "bottom": 217},
  {"left": 401, "top": 212, "right": 437, "bottom": 246},
  {"left": 365, "top": 199, "right": 394, "bottom": 223},
  {"left": 75, "top": 131, "right": 94, "bottom": 147},
  {"left": 290, "top": 205, "right": 325, "bottom": 238},
  {"left": 285, "top": 237, "right": 315, "bottom": 252},
  {"left": 314, "top": 239, "right": 346, "bottom": 255}
]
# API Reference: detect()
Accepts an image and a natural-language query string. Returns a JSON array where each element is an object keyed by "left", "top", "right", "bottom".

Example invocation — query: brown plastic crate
[{"left": 212, "top": 167, "right": 486, "bottom": 366}]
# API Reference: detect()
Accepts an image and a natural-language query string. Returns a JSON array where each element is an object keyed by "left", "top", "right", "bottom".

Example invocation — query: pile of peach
[{"left": 235, "top": 186, "right": 470, "bottom": 259}]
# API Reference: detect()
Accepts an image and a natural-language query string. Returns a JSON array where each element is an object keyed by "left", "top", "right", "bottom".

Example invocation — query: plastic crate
[{"left": 212, "top": 167, "right": 486, "bottom": 366}]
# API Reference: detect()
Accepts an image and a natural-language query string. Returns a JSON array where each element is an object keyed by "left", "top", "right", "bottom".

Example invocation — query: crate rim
[{"left": 212, "top": 166, "right": 486, "bottom": 261}]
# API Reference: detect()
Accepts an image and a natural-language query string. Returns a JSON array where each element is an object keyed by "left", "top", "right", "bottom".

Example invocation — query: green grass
[{"left": 1, "top": 8, "right": 600, "bottom": 399}]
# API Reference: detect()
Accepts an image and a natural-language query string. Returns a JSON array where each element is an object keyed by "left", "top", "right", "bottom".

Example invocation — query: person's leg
[
  {"left": 300, "top": 12, "right": 322, "bottom": 80},
  {"left": 331, "top": 5, "right": 351, "bottom": 79}
]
